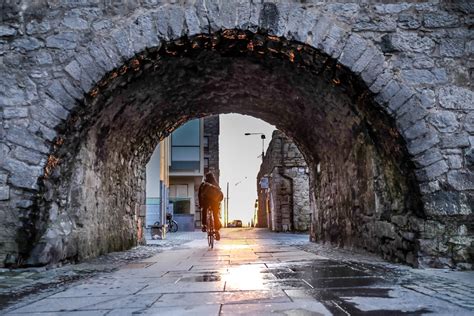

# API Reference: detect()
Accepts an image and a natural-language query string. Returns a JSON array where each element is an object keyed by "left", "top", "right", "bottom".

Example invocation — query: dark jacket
[{"left": 199, "top": 182, "right": 223, "bottom": 210}]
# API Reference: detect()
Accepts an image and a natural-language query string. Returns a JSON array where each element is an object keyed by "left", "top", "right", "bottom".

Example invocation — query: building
[
  {"left": 145, "top": 138, "right": 171, "bottom": 239},
  {"left": 145, "top": 116, "right": 220, "bottom": 235},
  {"left": 256, "top": 131, "right": 311, "bottom": 232}
]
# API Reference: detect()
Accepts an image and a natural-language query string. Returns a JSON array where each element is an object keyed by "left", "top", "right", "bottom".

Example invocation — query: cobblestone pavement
[{"left": 1, "top": 228, "right": 473, "bottom": 315}]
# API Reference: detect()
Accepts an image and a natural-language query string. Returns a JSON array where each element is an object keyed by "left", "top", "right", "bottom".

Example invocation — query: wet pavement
[{"left": 1, "top": 228, "right": 474, "bottom": 315}]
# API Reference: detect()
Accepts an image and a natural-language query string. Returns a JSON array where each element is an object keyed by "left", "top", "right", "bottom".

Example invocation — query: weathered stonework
[
  {"left": 0, "top": 1, "right": 472, "bottom": 269},
  {"left": 257, "top": 131, "right": 311, "bottom": 232}
]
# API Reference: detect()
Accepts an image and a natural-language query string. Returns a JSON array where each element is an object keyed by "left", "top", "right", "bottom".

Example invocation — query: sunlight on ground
[{"left": 223, "top": 264, "right": 266, "bottom": 290}]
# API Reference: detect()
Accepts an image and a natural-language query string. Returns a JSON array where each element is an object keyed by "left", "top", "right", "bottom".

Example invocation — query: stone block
[
  {"left": 309, "top": 15, "right": 331, "bottom": 50},
  {"left": 387, "top": 86, "right": 414, "bottom": 113},
  {"left": 0, "top": 25, "right": 17, "bottom": 36},
  {"left": 321, "top": 24, "right": 347, "bottom": 58},
  {"left": 184, "top": 6, "right": 203, "bottom": 36},
  {"left": 464, "top": 112, "right": 474, "bottom": 133},
  {"left": 440, "top": 39, "right": 465, "bottom": 57},
  {"left": 46, "top": 32, "right": 78, "bottom": 50},
  {"left": 76, "top": 53, "right": 103, "bottom": 83},
  {"left": 135, "top": 14, "right": 161, "bottom": 48},
  {"left": 412, "top": 56, "right": 434, "bottom": 69},
  {"left": 60, "top": 78, "right": 83, "bottom": 100},
  {"left": 417, "top": 88, "right": 435, "bottom": 109},
  {"left": 415, "top": 159, "right": 448, "bottom": 182},
  {"left": 339, "top": 33, "right": 367, "bottom": 68},
  {"left": 154, "top": 6, "right": 185, "bottom": 40},
  {"left": 13, "top": 37, "right": 42, "bottom": 51},
  {"left": 0, "top": 173, "right": 7, "bottom": 185},
  {"left": 428, "top": 111, "right": 459, "bottom": 133},
  {"left": 407, "top": 130, "right": 439, "bottom": 156},
  {"left": 398, "top": 14, "right": 421, "bottom": 29},
  {"left": 402, "top": 120, "right": 430, "bottom": 141},
  {"left": 62, "top": 16, "right": 89, "bottom": 30},
  {"left": 99, "top": 39, "right": 122, "bottom": 68},
  {"left": 88, "top": 41, "right": 115, "bottom": 72},
  {"left": 47, "top": 80, "right": 76, "bottom": 110},
  {"left": 353, "top": 15, "right": 396, "bottom": 32},
  {"left": 374, "top": 3, "right": 412, "bottom": 14},
  {"left": 351, "top": 46, "right": 378, "bottom": 74},
  {"left": 401, "top": 68, "right": 447, "bottom": 85},
  {"left": 12, "top": 146, "right": 45, "bottom": 165},
  {"left": 110, "top": 28, "right": 134, "bottom": 60},
  {"left": 447, "top": 155, "right": 463, "bottom": 169},
  {"left": 0, "top": 73, "right": 38, "bottom": 107},
  {"left": 423, "top": 191, "right": 472, "bottom": 216},
  {"left": 369, "top": 71, "right": 392, "bottom": 94},
  {"left": 423, "top": 12, "right": 459, "bottom": 28},
  {"left": 26, "top": 20, "right": 51, "bottom": 35},
  {"left": 440, "top": 133, "right": 470, "bottom": 149},
  {"left": 0, "top": 186, "right": 9, "bottom": 200},
  {"left": 6, "top": 125, "right": 49, "bottom": 154},
  {"left": 3, "top": 157, "right": 43, "bottom": 190},
  {"left": 65, "top": 60, "right": 82, "bottom": 81},
  {"left": 42, "top": 95, "right": 70, "bottom": 120},
  {"left": 34, "top": 51, "right": 53, "bottom": 65},
  {"left": 438, "top": 86, "right": 474, "bottom": 110},
  {"left": 360, "top": 53, "right": 385, "bottom": 86},
  {"left": 413, "top": 148, "right": 443, "bottom": 168},
  {"left": 447, "top": 170, "right": 474, "bottom": 191},
  {"left": 391, "top": 32, "right": 435, "bottom": 53},
  {"left": 419, "top": 180, "right": 440, "bottom": 194},
  {"left": 3, "top": 107, "right": 28, "bottom": 119}
]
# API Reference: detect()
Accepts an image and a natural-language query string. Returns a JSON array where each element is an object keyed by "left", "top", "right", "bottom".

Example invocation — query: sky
[{"left": 219, "top": 114, "right": 276, "bottom": 225}]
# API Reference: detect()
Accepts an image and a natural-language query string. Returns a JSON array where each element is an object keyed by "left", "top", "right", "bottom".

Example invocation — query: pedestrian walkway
[{"left": 2, "top": 228, "right": 473, "bottom": 315}]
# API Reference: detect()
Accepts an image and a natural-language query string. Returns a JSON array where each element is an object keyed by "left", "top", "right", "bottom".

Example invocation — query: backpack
[{"left": 199, "top": 182, "right": 223, "bottom": 205}]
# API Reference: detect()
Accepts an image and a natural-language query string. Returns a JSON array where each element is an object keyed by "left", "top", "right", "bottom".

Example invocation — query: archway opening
[{"left": 28, "top": 30, "right": 422, "bottom": 266}]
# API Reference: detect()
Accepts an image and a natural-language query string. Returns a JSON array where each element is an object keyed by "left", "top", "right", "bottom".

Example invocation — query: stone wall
[
  {"left": 257, "top": 131, "right": 311, "bottom": 232},
  {"left": 0, "top": 1, "right": 472, "bottom": 268}
]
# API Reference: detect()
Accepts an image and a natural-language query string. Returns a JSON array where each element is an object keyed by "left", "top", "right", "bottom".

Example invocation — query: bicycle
[
  {"left": 166, "top": 213, "right": 178, "bottom": 233},
  {"left": 206, "top": 207, "right": 216, "bottom": 249}
]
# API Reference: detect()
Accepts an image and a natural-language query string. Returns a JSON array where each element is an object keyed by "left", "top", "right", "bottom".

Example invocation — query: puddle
[
  {"left": 290, "top": 265, "right": 370, "bottom": 279},
  {"left": 180, "top": 274, "right": 222, "bottom": 282}
]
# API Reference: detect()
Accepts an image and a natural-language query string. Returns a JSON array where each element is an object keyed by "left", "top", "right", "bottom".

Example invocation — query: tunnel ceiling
[{"left": 53, "top": 30, "right": 413, "bottom": 174}]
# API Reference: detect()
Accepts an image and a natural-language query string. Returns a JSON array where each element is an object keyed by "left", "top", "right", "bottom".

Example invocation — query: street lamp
[
  {"left": 224, "top": 177, "right": 248, "bottom": 228},
  {"left": 244, "top": 133, "right": 266, "bottom": 162}
]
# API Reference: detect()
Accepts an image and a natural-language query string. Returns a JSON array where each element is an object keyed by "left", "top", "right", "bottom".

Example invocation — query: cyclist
[{"left": 198, "top": 172, "right": 223, "bottom": 240}]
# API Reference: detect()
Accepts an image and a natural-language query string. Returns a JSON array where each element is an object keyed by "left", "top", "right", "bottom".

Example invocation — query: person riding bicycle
[{"left": 198, "top": 172, "right": 223, "bottom": 241}]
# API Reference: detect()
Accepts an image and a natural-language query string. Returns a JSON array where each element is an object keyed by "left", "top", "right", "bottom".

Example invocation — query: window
[
  {"left": 170, "top": 120, "right": 201, "bottom": 172},
  {"left": 204, "top": 158, "right": 209, "bottom": 169},
  {"left": 203, "top": 136, "right": 209, "bottom": 149}
]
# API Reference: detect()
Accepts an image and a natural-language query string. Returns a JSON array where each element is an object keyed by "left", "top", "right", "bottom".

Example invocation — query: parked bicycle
[{"left": 166, "top": 212, "right": 178, "bottom": 233}]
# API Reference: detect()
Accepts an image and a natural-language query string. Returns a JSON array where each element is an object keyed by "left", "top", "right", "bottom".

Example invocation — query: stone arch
[{"left": 1, "top": 2, "right": 471, "bottom": 268}]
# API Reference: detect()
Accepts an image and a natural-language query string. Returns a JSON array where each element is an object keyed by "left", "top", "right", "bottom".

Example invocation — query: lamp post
[
  {"left": 224, "top": 177, "right": 247, "bottom": 228},
  {"left": 244, "top": 133, "right": 266, "bottom": 162}
]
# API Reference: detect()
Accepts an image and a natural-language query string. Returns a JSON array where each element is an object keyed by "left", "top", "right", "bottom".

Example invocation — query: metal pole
[{"left": 226, "top": 182, "right": 229, "bottom": 227}]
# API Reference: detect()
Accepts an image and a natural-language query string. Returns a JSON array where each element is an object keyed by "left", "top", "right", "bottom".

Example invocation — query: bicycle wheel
[
  {"left": 207, "top": 208, "right": 214, "bottom": 249},
  {"left": 170, "top": 220, "right": 178, "bottom": 233}
]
